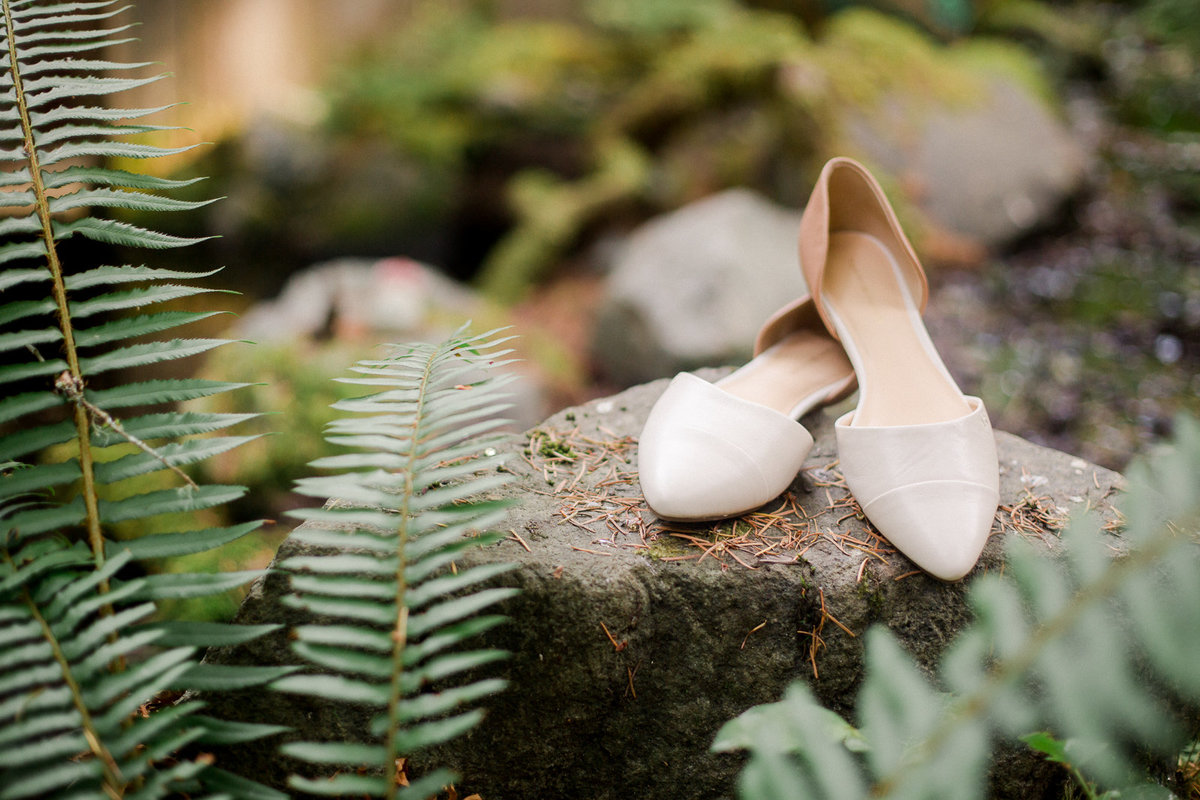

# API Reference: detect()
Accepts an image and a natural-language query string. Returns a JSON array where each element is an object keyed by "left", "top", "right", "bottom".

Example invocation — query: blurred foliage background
[{"left": 70, "top": 0, "right": 1200, "bottom": 618}]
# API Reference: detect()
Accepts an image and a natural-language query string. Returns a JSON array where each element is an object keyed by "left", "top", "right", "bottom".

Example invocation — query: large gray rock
[
  {"left": 844, "top": 76, "right": 1090, "bottom": 251},
  {"left": 591, "top": 190, "right": 807, "bottom": 385},
  {"left": 201, "top": 374, "right": 1124, "bottom": 799}
]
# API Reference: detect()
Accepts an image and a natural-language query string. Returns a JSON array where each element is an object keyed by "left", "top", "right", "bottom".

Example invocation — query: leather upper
[
  {"left": 798, "top": 157, "right": 928, "bottom": 340},
  {"left": 835, "top": 396, "right": 999, "bottom": 580},
  {"left": 638, "top": 373, "right": 814, "bottom": 521}
]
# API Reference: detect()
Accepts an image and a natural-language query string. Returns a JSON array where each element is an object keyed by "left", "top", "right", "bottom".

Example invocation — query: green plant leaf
[
  {"left": 74, "top": 309, "right": 229, "bottom": 348},
  {"left": 48, "top": 186, "right": 218, "bottom": 215},
  {"left": 107, "top": 520, "right": 264, "bottom": 560},
  {"left": 85, "top": 377, "right": 252, "bottom": 409},
  {"left": 41, "top": 164, "right": 206, "bottom": 192},
  {"left": 0, "top": 540, "right": 217, "bottom": 799},
  {"left": 0, "top": 460, "right": 80, "bottom": 500},
  {"left": 78, "top": 337, "right": 233, "bottom": 374},
  {"left": 174, "top": 663, "right": 300, "bottom": 691},
  {"left": 1020, "top": 731, "right": 1069, "bottom": 764},
  {"left": 128, "top": 569, "right": 263, "bottom": 600},
  {"left": 0, "top": 266, "right": 47, "bottom": 291},
  {"left": 287, "top": 772, "right": 392, "bottom": 797},
  {"left": 140, "top": 620, "right": 281, "bottom": 648},
  {"left": 278, "top": 741, "right": 389, "bottom": 766},
  {"left": 278, "top": 329, "right": 520, "bottom": 793},
  {"left": 24, "top": 73, "right": 164, "bottom": 107},
  {"left": 100, "top": 485, "right": 248, "bottom": 524},
  {"left": 54, "top": 216, "right": 210, "bottom": 248},
  {"left": 0, "top": 325, "right": 60, "bottom": 355},
  {"left": 190, "top": 717, "right": 291, "bottom": 747},
  {"left": 724, "top": 413, "right": 1200, "bottom": 800}
]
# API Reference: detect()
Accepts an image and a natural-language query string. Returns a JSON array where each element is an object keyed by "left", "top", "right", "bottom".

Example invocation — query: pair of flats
[{"left": 638, "top": 157, "right": 999, "bottom": 581}]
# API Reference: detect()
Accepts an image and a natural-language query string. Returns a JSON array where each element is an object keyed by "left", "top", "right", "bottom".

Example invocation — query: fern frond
[
  {"left": 271, "top": 328, "right": 520, "bottom": 797},
  {"left": 1, "top": 1, "right": 281, "bottom": 794},
  {"left": 722, "top": 415, "right": 1200, "bottom": 800},
  {"left": 0, "top": 0, "right": 256, "bottom": 570},
  {"left": 0, "top": 543, "right": 216, "bottom": 799}
]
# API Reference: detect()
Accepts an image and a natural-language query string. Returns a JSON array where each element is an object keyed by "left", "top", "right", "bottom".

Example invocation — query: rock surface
[
  {"left": 591, "top": 190, "right": 807, "bottom": 385},
  {"left": 844, "top": 75, "right": 1090, "bottom": 253},
  {"left": 202, "top": 373, "right": 1124, "bottom": 799}
]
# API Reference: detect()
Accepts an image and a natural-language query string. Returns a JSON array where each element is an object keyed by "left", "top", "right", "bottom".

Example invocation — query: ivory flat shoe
[
  {"left": 638, "top": 296, "right": 855, "bottom": 521},
  {"left": 799, "top": 157, "right": 999, "bottom": 581}
]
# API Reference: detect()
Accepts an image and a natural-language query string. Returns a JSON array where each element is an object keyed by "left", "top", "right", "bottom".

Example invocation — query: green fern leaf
[
  {"left": 175, "top": 663, "right": 299, "bottom": 692},
  {"left": 42, "top": 164, "right": 206, "bottom": 192},
  {"left": 0, "top": 298, "right": 56, "bottom": 328},
  {"left": 32, "top": 122, "right": 178, "bottom": 148},
  {"left": 0, "top": 420, "right": 78, "bottom": 461},
  {"left": 31, "top": 100, "right": 178, "bottom": 125},
  {"left": 9, "top": 2, "right": 130, "bottom": 30},
  {"left": 0, "top": 266, "right": 48, "bottom": 291},
  {"left": 723, "top": 414, "right": 1200, "bottom": 800},
  {"left": 0, "top": 461, "right": 81, "bottom": 501},
  {"left": 74, "top": 310, "right": 230, "bottom": 348},
  {"left": 49, "top": 187, "right": 218, "bottom": 215},
  {"left": 84, "top": 378, "right": 253, "bottom": 410},
  {"left": 99, "top": 485, "right": 248, "bottom": 525},
  {"left": 2, "top": 1, "right": 280, "bottom": 794},
  {"left": 0, "top": 325, "right": 61, "bottom": 354},
  {"left": 2, "top": 499, "right": 87, "bottom": 541},
  {"left": 131, "top": 569, "right": 263, "bottom": 600},
  {"left": 200, "top": 766, "right": 291, "bottom": 800},
  {"left": 271, "top": 328, "right": 519, "bottom": 796},
  {"left": 65, "top": 265, "right": 226, "bottom": 290},
  {"left": 68, "top": 281, "right": 230, "bottom": 318},
  {"left": 0, "top": 240, "right": 47, "bottom": 266},
  {"left": 0, "top": 545, "right": 218, "bottom": 798},
  {"left": 38, "top": 137, "right": 198, "bottom": 167},
  {"left": 53, "top": 216, "right": 210, "bottom": 248},
  {"left": 0, "top": 391, "right": 63, "bottom": 425},
  {"left": 142, "top": 620, "right": 281, "bottom": 649},
  {"left": 107, "top": 520, "right": 266, "bottom": 561}
]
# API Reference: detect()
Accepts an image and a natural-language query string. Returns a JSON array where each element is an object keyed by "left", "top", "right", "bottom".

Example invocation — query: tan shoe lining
[
  {"left": 719, "top": 329, "right": 853, "bottom": 418},
  {"left": 822, "top": 232, "right": 970, "bottom": 427}
]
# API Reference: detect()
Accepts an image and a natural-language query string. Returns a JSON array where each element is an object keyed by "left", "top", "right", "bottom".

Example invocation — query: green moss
[
  {"left": 477, "top": 135, "right": 650, "bottom": 302},
  {"left": 951, "top": 38, "right": 1057, "bottom": 111},
  {"left": 980, "top": 0, "right": 1103, "bottom": 59},
  {"left": 814, "top": 9, "right": 982, "bottom": 112},
  {"left": 644, "top": 535, "right": 694, "bottom": 561},
  {"left": 529, "top": 429, "right": 578, "bottom": 460},
  {"left": 316, "top": 1, "right": 1067, "bottom": 301},
  {"left": 585, "top": 0, "right": 737, "bottom": 34},
  {"left": 856, "top": 575, "right": 886, "bottom": 619}
]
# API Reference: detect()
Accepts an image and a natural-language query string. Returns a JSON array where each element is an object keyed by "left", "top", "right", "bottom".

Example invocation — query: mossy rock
[{"left": 201, "top": 373, "right": 1123, "bottom": 798}]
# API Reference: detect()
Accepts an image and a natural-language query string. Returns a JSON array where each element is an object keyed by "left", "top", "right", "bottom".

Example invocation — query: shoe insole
[
  {"left": 822, "top": 231, "right": 971, "bottom": 427},
  {"left": 718, "top": 327, "right": 853, "bottom": 418}
]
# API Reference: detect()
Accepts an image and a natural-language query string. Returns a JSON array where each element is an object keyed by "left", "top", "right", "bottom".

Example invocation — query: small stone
[{"left": 1022, "top": 474, "right": 1049, "bottom": 489}]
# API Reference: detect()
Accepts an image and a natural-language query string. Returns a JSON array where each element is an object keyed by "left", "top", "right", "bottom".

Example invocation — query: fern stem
[
  {"left": 2, "top": 0, "right": 107, "bottom": 574},
  {"left": 383, "top": 348, "right": 436, "bottom": 800},
  {"left": 874, "top": 520, "right": 1186, "bottom": 796},
  {"left": 11, "top": 571, "right": 127, "bottom": 799}
]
